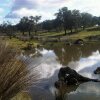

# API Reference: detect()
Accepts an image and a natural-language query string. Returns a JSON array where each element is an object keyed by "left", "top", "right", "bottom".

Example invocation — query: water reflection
[
  {"left": 68, "top": 50, "right": 100, "bottom": 79},
  {"left": 67, "top": 82, "right": 100, "bottom": 100},
  {"left": 23, "top": 49, "right": 62, "bottom": 100},
  {"left": 21, "top": 43, "right": 100, "bottom": 100},
  {"left": 45, "top": 43, "right": 100, "bottom": 66}
]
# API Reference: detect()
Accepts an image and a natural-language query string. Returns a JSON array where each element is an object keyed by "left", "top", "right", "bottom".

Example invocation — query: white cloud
[
  {"left": 0, "top": 16, "right": 4, "bottom": 24},
  {"left": 6, "top": 0, "right": 66, "bottom": 20},
  {"left": 0, "top": 8, "right": 4, "bottom": 24},
  {"left": 6, "top": 7, "right": 55, "bottom": 21},
  {"left": 0, "top": 8, "right": 4, "bottom": 14},
  {"left": 66, "top": 0, "right": 100, "bottom": 16},
  {"left": 5, "top": 0, "right": 100, "bottom": 22}
]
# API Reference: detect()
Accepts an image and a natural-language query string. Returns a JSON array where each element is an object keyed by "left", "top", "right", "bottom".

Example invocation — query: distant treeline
[{"left": 0, "top": 7, "right": 100, "bottom": 37}]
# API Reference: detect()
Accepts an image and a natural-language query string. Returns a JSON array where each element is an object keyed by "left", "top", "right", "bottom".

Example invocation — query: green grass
[
  {"left": 37, "top": 29, "right": 100, "bottom": 42},
  {"left": 1, "top": 28, "right": 100, "bottom": 49},
  {"left": 38, "top": 31, "right": 64, "bottom": 37},
  {"left": 1, "top": 37, "right": 39, "bottom": 50},
  {"left": 68, "top": 30, "right": 100, "bottom": 40}
]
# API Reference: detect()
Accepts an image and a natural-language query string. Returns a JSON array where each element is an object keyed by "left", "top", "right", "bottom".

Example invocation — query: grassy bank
[
  {"left": 68, "top": 30, "right": 100, "bottom": 40},
  {"left": 1, "top": 28, "right": 100, "bottom": 50},
  {"left": 40, "top": 30, "right": 100, "bottom": 40},
  {"left": 0, "top": 37, "right": 40, "bottom": 50},
  {"left": 37, "top": 29, "right": 100, "bottom": 43}
]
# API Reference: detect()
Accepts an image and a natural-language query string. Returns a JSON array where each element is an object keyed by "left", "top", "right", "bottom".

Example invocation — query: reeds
[{"left": 0, "top": 43, "right": 39, "bottom": 100}]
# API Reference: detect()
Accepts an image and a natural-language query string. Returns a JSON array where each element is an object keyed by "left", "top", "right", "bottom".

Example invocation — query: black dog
[
  {"left": 55, "top": 67, "right": 100, "bottom": 87},
  {"left": 94, "top": 67, "right": 100, "bottom": 74}
]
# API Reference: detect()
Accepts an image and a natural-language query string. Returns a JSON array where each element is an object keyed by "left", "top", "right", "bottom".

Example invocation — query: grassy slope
[
  {"left": 38, "top": 30, "right": 100, "bottom": 41},
  {"left": 68, "top": 30, "right": 100, "bottom": 40},
  {"left": 38, "top": 31, "right": 64, "bottom": 37}
]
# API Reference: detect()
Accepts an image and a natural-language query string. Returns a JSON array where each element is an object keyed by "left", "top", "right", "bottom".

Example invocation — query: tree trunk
[
  {"left": 35, "top": 30, "right": 37, "bottom": 35},
  {"left": 70, "top": 28, "right": 73, "bottom": 33},
  {"left": 9, "top": 35, "right": 12, "bottom": 39},
  {"left": 22, "top": 31, "right": 25, "bottom": 36},
  {"left": 64, "top": 29, "right": 67, "bottom": 35},
  {"left": 29, "top": 31, "right": 31, "bottom": 36},
  {"left": 74, "top": 27, "right": 78, "bottom": 33},
  {"left": 83, "top": 26, "right": 85, "bottom": 30}
]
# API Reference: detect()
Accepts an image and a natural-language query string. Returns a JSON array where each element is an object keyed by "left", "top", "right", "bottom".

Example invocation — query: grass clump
[{"left": 0, "top": 43, "right": 39, "bottom": 100}]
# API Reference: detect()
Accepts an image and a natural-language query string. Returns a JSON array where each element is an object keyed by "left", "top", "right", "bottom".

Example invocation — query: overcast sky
[{"left": 0, "top": 0, "right": 100, "bottom": 24}]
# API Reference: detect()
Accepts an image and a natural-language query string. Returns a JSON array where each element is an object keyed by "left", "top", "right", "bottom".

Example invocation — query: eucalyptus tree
[
  {"left": 17, "top": 16, "right": 29, "bottom": 35},
  {"left": 53, "top": 16, "right": 63, "bottom": 32},
  {"left": 0, "top": 24, "right": 2, "bottom": 33},
  {"left": 52, "top": 19, "right": 62, "bottom": 32},
  {"left": 81, "top": 13, "right": 93, "bottom": 30},
  {"left": 6, "top": 22, "right": 14, "bottom": 38},
  {"left": 42, "top": 20, "right": 53, "bottom": 32},
  {"left": 17, "top": 16, "right": 35, "bottom": 36},
  {"left": 33, "top": 16, "right": 41, "bottom": 34},
  {"left": 28, "top": 16, "right": 34, "bottom": 36},
  {"left": 55, "top": 7, "right": 73, "bottom": 35},
  {"left": 98, "top": 17, "right": 100, "bottom": 26},
  {"left": 1, "top": 21, "right": 14, "bottom": 39},
  {"left": 72, "top": 10, "right": 81, "bottom": 32},
  {"left": 91, "top": 16, "right": 99, "bottom": 26}
]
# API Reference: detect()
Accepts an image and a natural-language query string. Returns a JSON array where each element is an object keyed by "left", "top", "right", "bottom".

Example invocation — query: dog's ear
[
  {"left": 65, "top": 67, "right": 71, "bottom": 71},
  {"left": 98, "top": 67, "right": 100, "bottom": 70}
]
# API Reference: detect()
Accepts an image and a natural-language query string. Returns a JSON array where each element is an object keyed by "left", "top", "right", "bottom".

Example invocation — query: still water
[{"left": 22, "top": 43, "right": 100, "bottom": 100}]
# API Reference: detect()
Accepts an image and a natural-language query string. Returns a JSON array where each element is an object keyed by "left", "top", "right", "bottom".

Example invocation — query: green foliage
[{"left": 17, "top": 16, "right": 41, "bottom": 36}]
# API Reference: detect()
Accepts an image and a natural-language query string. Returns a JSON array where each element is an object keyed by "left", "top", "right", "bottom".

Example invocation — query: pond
[{"left": 22, "top": 43, "right": 100, "bottom": 100}]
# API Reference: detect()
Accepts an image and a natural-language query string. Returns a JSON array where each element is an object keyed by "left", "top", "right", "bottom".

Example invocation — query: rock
[
  {"left": 27, "top": 43, "right": 33, "bottom": 50},
  {"left": 55, "top": 67, "right": 100, "bottom": 88},
  {"left": 74, "top": 39, "right": 84, "bottom": 45},
  {"left": 94, "top": 67, "right": 100, "bottom": 74},
  {"left": 65, "top": 42, "right": 72, "bottom": 46},
  {"left": 36, "top": 44, "right": 43, "bottom": 48}
]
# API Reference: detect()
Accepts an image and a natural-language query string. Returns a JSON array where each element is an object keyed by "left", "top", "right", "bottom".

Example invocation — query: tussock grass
[
  {"left": 0, "top": 43, "right": 39, "bottom": 100},
  {"left": 11, "top": 91, "right": 31, "bottom": 100}
]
